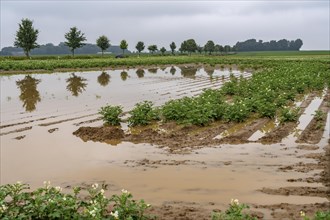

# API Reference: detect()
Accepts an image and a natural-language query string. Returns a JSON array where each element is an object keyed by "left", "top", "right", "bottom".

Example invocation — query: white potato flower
[{"left": 110, "top": 210, "right": 119, "bottom": 219}]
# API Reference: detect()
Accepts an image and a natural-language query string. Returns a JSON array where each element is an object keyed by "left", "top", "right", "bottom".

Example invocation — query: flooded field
[{"left": 1, "top": 66, "right": 329, "bottom": 219}]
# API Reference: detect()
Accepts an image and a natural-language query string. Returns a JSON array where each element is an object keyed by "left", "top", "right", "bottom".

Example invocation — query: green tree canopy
[
  {"left": 64, "top": 27, "right": 86, "bottom": 57},
  {"left": 185, "top": 39, "right": 197, "bottom": 55},
  {"left": 135, "top": 41, "right": 145, "bottom": 55},
  {"left": 120, "top": 40, "right": 128, "bottom": 55},
  {"left": 224, "top": 45, "right": 231, "bottom": 53},
  {"left": 197, "top": 45, "right": 203, "bottom": 54},
  {"left": 14, "top": 18, "right": 39, "bottom": 58},
  {"left": 179, "top": 41, "right": 188, "bottom": 53},
  {"left": 170, "top": 42, "right": 176, "bottom": 55},
  {"left": 148, "top": 45, "right": 158, "bottom": 54},
  {"left": 160, "top": 47, "right": 166, "bottom": 55},
  {"left": 96, "top": 35, "right": 110, "bottom": 56},
  {"left": 204, "top": 40, "right": 215, "bottom": 55},
  {"left": 215, "top": 44, "right": 221, "bottom": 54}
]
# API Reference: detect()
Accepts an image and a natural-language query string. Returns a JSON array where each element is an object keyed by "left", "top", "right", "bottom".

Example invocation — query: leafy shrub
[
  {"left": 223, "top": 101, "right": 249, "bottom": 122},
  {"left": 212, "top": 199, "right": 256, "bottom": 220},
  {"left": 128, "top": 101, "right": 159, "bottom": 126},
  {"left": 162, "top": 91, "right": 227, "bottom": 126},
  {"left": 99, "top": 105, "right": 123, "bottom": 126},
  {"left": 0, "top": 182, "right": 151, "bottom": 220},
  {"left": 255, "top": 100, "right": 277, "bottom": 118},
  {"left": 278, "top": 107, "right": 300, "bottom": 123}
]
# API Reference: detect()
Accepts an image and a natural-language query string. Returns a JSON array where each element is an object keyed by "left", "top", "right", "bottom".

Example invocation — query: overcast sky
[{"left": 1, "top": 0, "right": 329, "bottom": 51}]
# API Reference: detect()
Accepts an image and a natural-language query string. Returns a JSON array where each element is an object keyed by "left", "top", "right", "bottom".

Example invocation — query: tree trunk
[
  {"left": 25, "top": 50, "right": 29, "bottom": 58},
  {"left": 72, "top": 49, "right": 75, "bottom": 57},
  {"left": 122, "top": 49, "right": 125, "bottom": 55},
  {"left": 102, "top": 50, "right": 104, "bottom": 57}
]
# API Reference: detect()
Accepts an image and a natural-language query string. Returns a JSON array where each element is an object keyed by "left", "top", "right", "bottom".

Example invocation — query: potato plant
[
  {"left": 0, "top": 182, "right": 151, "bottom": 219},
  {"left": 128, "top": 101, "right": 160, "bottom": 126},
  {"left": 99, "top": 105, "right": 123, "bottom": 126}
]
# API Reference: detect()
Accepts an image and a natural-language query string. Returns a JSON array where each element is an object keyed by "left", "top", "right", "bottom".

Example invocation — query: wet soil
[
  {"left": 147, "top": 203, "right": 211, "bottom": 220},
  {"left": 258, "top": 93, "right": 318, "bottom": 144},
  {"left": 296, "top": 92, "right": 330, "bottom": 144},
  {"left": 257, "top": 202, "right": 330, "bottom": 220},
  {"left": 73, "top": 121, "right": 233, "bottom": 153},
  {"left": 72, "top": 126, "right": 125, "bottom": 142},
  {"left": 259, "top": 186, "right": 329, "bottom": 198}
]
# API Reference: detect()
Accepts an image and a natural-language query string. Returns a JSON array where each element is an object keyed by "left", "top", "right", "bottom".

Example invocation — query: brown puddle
[{"left": 1, "top": 68, "right": 329, "bottom": 219}]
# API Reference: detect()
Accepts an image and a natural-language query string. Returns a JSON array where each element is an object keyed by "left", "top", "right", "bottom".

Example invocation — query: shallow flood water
[{"left": 0, "top": 66, "right": 328, "bottom": 216}]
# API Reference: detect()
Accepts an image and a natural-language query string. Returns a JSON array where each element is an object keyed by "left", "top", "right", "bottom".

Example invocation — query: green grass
[{"left": 0, "top": 52, "right": 329, "bottom": 74}]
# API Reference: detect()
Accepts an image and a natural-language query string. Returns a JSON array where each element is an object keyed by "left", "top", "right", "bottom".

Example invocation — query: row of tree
[
  {"left": 234, "top": 39, "right": 303, "bottom": 51},
  {"left": 11, "top": 18, "right": 303, "bottom": 58},
  {"left": 0, "top": 43, "right": 128, "bottom": 56}
]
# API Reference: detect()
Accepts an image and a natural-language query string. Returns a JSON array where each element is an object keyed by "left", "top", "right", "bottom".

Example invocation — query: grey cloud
[{"left": 1, "top": 0, "right": 329, "bottom": 50}]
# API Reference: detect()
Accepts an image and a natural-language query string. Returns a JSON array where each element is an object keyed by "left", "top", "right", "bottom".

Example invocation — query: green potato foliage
[{"left": 99, "top": 105, "right": 123, "bottom": 126}]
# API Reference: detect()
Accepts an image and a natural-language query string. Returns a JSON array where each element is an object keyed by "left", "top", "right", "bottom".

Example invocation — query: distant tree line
[
  {"left": 234, "top": 39, "right": 303, "bottom": 51},
  {"left": 3, "top": 18, "right": 303, "bottom": 57},
  {"left": 0, "top": 43, "right": 130, "bottom": 56}
]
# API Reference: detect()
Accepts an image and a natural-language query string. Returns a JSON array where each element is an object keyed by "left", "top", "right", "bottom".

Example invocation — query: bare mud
[{"left": 257, "top": 202, "right": 330, "bottom": 220}]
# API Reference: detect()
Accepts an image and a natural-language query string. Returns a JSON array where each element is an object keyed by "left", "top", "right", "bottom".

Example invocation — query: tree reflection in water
[
  {"left": 179, "top": 66, "right": 197, "bottom": 79},
  {"left": 148, "top": 68, "right": 158, "bottom": 74},
  {"left": 120, "top": 71, "right": 129, "bottom": 81},
  {"left": 170, "top": 66, "right": 176, "bottom": 75},
  {"left": 136, "top": 69, "right": 144, "bottom": 78},
  {"left": 204, "top": 67, "right": 214, "bottom": 76},
  {"left": 97, "top": 71, "right": 110, "bottom": 86},
  {"left": 66, "top": 73, "right": 87, "bottom": 96},
  {"left": 16, "top": 75, "right": 41, "bottom": 112}
]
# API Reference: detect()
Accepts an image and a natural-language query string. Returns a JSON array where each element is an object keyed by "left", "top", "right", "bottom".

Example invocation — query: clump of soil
[
  {"left": 48, "top": 128, "right": 59, "bottom": 133},
  {"left": 73, "top": 122, "right": 232, "bottom": 153},
  {"left": 124, "top": 159, "right": 206, "bottom": 168},
  {"left": 73, "top": 126, "right": 124, "bottom": 142},
  {"left": 14, "top": 135, "right": 26, "bottom": 140},
  {"left": 296, "top": 145, "right": 319, "bottom": 151}
]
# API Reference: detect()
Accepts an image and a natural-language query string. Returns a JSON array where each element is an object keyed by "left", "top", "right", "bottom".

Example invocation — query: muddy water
[{"left": 0, "top": 67, "right": 329, "bottom": 218}]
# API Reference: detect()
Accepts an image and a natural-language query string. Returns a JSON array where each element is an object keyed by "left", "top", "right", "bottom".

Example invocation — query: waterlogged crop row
[
  {"left": 1, "top": 55, "right": 328, "bottom": 73},
  {"left": 100, "top": 60, "right": 330, "bottom": 126}
]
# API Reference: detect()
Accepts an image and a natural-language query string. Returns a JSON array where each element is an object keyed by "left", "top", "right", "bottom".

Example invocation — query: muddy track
[
  {"left": 296, "top": 91, "right": 330, "bottom": 144},
  {"left": 221, "top": 118, "right": 270, "bottom": 143},
  {"left": 258, "top": 92, "right": 318, "bottom": 144},
  {"left": 259, "top": 186, "right": 329, "bottom": 198},
  {"left": 0, "top": 115, "right": 58, "bottom": 129},
  {"left": 0, "top": 126, "right": 32, "bottom": 136}
]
